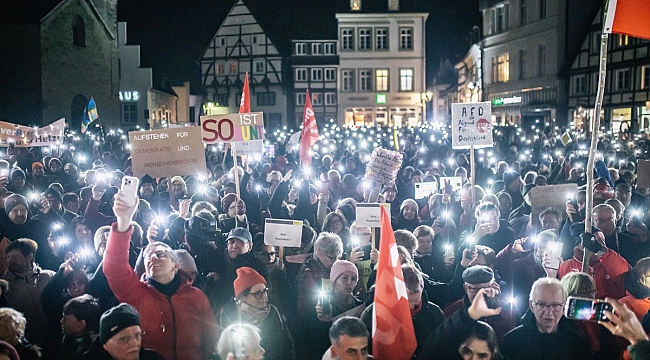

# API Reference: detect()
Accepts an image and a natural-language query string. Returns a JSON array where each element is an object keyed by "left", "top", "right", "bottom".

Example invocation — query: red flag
[
  {"left": 239, "top": 72, "right": 250, "bottom": 113},
  {"left": 604, "top": 0, "right": 650, "bottom": 40},
  {"left": 372, "top": 207, "right": 417, "bottom": 360},
  {"left": 299, "top": 90, "right": 319, "bottom": 167}
]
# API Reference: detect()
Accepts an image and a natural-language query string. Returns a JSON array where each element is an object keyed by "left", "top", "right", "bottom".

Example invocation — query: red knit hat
[{"left": 233, "top": 267, "right": 266, "bottom": 297}]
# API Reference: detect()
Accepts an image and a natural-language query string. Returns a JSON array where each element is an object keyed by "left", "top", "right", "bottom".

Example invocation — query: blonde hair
[{"left": 0, "top": 308, "right": 26, "bottom": 339}]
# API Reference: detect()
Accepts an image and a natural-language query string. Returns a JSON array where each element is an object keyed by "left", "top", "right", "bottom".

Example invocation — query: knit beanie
[
  {"left": 43, "top": 186, "right": 63, "bottom": 201},
  {"left": 99, "top": 303, "right": 141, "bottom": 344},
  {"left": 221, "top": 193, "right": 238, "bottom": 213},
  {"left": 400, "top": 198, "right": 419, "bottom": 213},
  {"left": 4, "top": 194, "right": 28, "bottom": 215},
  {"left": 94, "top": 226, "right": 111, "bottom": 252},
  {"left": 503, "top": 171, "right": 521, "bottom": 186},
  {"left": 170, "top": 176, "right": 185, "bottom": 188},
  {"left": 233, "top": 267, "right": 266, "bottom": 297},
  {"left": 31, "top": 162, "right": 44, "bottom": 172},
  {"left": 138, "top": 174, "right": 157, "bottom": 191},
  {"left": 10, "top": 168, "right": 25, "bottom": 181},
  {"left": 330, "top": 260, "right": 358, "bottom": 284}
]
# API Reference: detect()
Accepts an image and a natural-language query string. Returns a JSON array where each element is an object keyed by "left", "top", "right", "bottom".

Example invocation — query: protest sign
[
  {"left": 440, "top": 176, "right": 463, "bottom": 192},
  {"left": 201, "top": 112, "right": 264, "bottom": 144},
  {"left": 0, "top": 118, "right": 65, "bottom": 147},
  {"left": 529, "top": 183, "right": 578, "bottom": 225},
  {"left": 233, "top": 139, "right": 264, "bottom": 156},
  {"left": 638, "top": 160, "right": 650, "bottom": 188},
  {"left": 365, "top": 147, "right": 403, "bottom": 185},
  {"left": 414, "top": 182, "right": 439, "bottom": 199},
  {"left": 451, "top": 102, "right": 493, "bottom": 149},
  {"left": 264, "top": 219, "right": 303, "bottom": 247},
  {"left": 357, "top": 203, "right": 390, "bottom": 227},
  {"left": 129, "top": 126, "right": 207, "bottom": 178},
  {"left": 561, "top": 132, "right": 572, "bottom": 146}
]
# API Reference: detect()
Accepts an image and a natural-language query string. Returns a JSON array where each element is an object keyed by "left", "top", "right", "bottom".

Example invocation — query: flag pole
[
  {"left": 233, "top": 146, "right": 240, "bottom": 198},
  {"left": 582, "top": 7, "right": 610, "bottom": 273}
]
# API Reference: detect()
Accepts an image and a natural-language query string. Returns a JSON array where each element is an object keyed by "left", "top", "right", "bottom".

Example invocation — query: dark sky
[{"left": 117, "top": 0, "right": 481, "bottom": 92}]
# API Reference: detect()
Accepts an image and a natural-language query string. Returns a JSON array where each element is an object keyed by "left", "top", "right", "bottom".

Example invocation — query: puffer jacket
[{"left": 104, "top": 224, "right": 218, "bottom": 360}]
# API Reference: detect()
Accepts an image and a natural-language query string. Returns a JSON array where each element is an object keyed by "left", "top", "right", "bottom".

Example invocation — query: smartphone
[
  {"left": 152, "top": 217, "right": 166, "bottom": 242},
  {"left": 546, "top": 242, "right": 563, "bottom": 270},
  {"left": 465, "top": 238, "right": 476, "bottom": 259},
  {"left": 565, "top": 296, "right": 612, "bottom": 322},
  {"left": 444, "top": 180, "right": 453, "bottom": 195},
  {"left": 121, "top": 176, "right": 139, "bottom": 207},
  {"left": 444, "top": 245, "right": 454, "bottom": 261},
  {"left": 483, "top": 293, "right": 503, "bottom": 309},
  {"left": 568, "top": 194, "right": 584, "bottom": 222}
]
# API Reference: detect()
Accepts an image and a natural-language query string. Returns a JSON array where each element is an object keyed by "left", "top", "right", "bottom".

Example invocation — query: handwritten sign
[
  {"left": 129, "top": 126, "right": 207, "bottom": 178},
  {"left": 529, "top": 183, "right": 578, "bottom": 225},
  {"left": 356, "top": 203, "right": 390, "bottom": 227},
  {"left": 233, "top": 139, "right": 264, "bottom": 156},
  {"left": 440, "top": 176, "right": 463, "bottom": 192},
  {"left": 638, "top": 160, "right": 650, "bottom": 188},
  {"left": 0, "top": 118, "right": 65, "bottom": 147},
  {"left": 451, "top": 102, "right": 493, "bottom": 149},
  {"left": 414, "top": 182, "right": 439, "bottom": 199},
  {"left": 264, "top": 219, "right": 303, "bottom": 247},
  {"left": 201, "top": 112, "right": 264, "bottom": 144},
  {"left": 365, "top": 148, "right": 403, "bottom": 185}
]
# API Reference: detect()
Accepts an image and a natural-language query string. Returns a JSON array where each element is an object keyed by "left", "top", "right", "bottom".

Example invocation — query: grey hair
[
  {"left": 217, "top": 323, "right": 261, "bottom": 360},
  {"left": 529, "top": 277, "right": 566, "bottom": 301},
  {"left": 314, "top": 232, "right": 343, "bottom": 257},
  {"left": 143, "top": 242, "right": 179, "bottom": 263}
]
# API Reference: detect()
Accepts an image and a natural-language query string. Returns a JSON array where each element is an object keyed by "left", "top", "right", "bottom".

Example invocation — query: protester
[
  {"left": 59, "top": 295, "right": 102, "bottom": 359},
  {"left": 216, "top": 323, "right": 265, "bottom": 360},
  {"left": 323, "top": 316, "right": 373, "bottom": 360}
]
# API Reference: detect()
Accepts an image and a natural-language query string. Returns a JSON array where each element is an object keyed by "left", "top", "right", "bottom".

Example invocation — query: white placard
[
  {"left": 440, "top": 176, "right": 463, "bottom": 192},
  {"left": 264, "top": 218, "right": 303, "bottom": 247},
  {"left": 528, "top": 183, "right": 578, "bottom": 225},
  {"left": 414, "top": 182, "right": 439, "bottom": 199},
  {"left": 233, "top": 139, "right": 264, "bottom": 156},
  {"left": 451, "top": 102, "right": 493, "bottom": 149},
  {"left": 356, "top": 203, "right": 391, "bottom": 227}
]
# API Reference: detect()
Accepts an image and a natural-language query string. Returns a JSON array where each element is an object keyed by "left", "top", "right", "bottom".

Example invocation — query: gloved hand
[
  {"left": 580, "top": 232, "right": 602, "bottom": 253},
  {"left": 236, "top": 199, "right": 246, "bottom": 216}
]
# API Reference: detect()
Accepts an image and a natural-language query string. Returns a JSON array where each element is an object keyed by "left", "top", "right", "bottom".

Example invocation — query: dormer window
[{"left": 351, "top": 0, "right": 361, "bottom": 11}]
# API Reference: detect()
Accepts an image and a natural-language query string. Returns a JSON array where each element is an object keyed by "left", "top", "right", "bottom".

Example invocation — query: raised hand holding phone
[{"left": 121, "top": 176, "right": 139, "bottom": 207}]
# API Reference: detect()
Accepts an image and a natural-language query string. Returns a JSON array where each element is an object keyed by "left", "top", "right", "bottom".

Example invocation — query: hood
[{"left": 624, "top": 270, "right": 650, "bottom": 299}]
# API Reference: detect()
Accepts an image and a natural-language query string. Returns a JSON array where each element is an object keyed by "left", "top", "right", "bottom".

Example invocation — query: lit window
[
  {"left": 376, "top": 69, "right": 389, "bottom": 91},
  {"left": 618, "top": 35, "right": 630, "bottom": 47},
  {"left": 399, "top": 69, "right": 413, "bottom": 91},
  {"left": 400, "top": 28, "right": 413, "bottom": 50},
  {"left": 342, "top": 29, "right": 354, "bottom": 50},
  {"left": 312, "top": 92, "right": 323, "bottom": 105},
  {"left": 351, "top": 0, "right": 361, "bottom": 11},
  {"left": 376, "top": 28, "right": 388, "bottom": 50},
  {"left": 359, "top": 29, "right": 371, "bottom": 50}
]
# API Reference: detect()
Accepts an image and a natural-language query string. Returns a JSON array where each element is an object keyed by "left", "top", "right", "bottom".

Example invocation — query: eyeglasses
[
  {"left": 258, "top": 251, "right": 277, "bottom": 258},
  {"left": 145, "top": 250, "right": 169, "bottom": 260},
  {"left": 322, "top": 253, "right": 340, "bottom": 262},
  {"left": 247, "top": 287, "right": 269, "bottom": 300},
  {"left": 465, "top": 284, "right": 493, "bottom": 293},
  {"left": 533, "top": 302, "right": 565, "bottom": 312},
  {"left": 115, "top": 332, "right": 143, "bottom": 345}
]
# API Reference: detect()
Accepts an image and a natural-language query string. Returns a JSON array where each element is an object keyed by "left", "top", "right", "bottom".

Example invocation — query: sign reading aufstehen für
[{"left": 451, "top": 102, "right": 493, "bottom": 149}]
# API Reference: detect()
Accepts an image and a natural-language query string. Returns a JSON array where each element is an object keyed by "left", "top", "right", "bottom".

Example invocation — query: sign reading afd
[{"left": 200, "top": 112, "right": 264, "bottom": 144}]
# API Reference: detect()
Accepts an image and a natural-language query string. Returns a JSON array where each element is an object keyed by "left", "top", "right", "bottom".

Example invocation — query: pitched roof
[{"left": 0, "top": 0, "right": 65, "bottom": 25}]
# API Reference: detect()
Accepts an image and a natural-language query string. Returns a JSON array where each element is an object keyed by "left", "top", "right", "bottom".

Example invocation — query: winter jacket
[
  {"left": 620, "top": 270, "right": 650, "bottom": 321},
  {"left": 81, "top": 338, "right": 165, "bottom": 360},
  {"left": 443, "top": 295, "right": 517, "bottom": 340},
  {"left": 495, "top": 244, "right": 546, "bottom": 302},
  {"left": 104, "top": 224, "right": 218, "bottom": 360},
  {"left": 559, "top": 246, "right": 630, "bottom": 300},
  {"left": 500, "top": 310, "right": 590, "bottom": 360}
]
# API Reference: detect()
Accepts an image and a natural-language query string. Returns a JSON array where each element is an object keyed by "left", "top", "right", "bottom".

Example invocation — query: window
[
  {"left": 573, "top": 74, "right": 586, "bottom": 94},
  {"left": 121, "top": 104, "right": 137, "bottom": 124},
  {"left": 642, "top": 65, "right": 650, "bottom": 89},
  {"left": 312, "top": 92, "right": 323, "bottom": 105},
  {"left": 252, "top": 36, "right": 257, "bottom": 44},
  {"left": 496, "top": 4, "right": 509, "bottom": 33},
  {"left": 217, "top": 63, "right": 225, "bottom": 74},
  {"left": 255, "top": 61, "right": 265, "bottom": 73},
  {"left": 359, "top": 69, "right": 372, "bottom": 91},
  {"left": 296, "top": 93, "right": 306, "bottom": 105},
  {"left": 376, "top": 28, "right": 388, "bottom": 50},
  {"left": 325, "top": 68, "right": 336, "bottom": 81},
  {"left": 520, "top": 0, "right": 527, "bottom": 25},
  {"left": 618, "top": 35, "right": 630, "bottom": 47},
  {"left": 518, "top": 49, "right": 526, "bottom": 79},
  {"left": 537, "top": 45, "right": 546, "bottom": 76},
  {"left": 493, "top": 53, "right": 510, "bottom": 83},
  {"left": 311, "top": 68, "right": 323, "bottom": 81},
  {"left": 342, "top": 29, "right": 354, "bottom": 50},
  {"left": 296, "top": 68, "right": 307, "bottom": 81},
  {"left": 296, "top": 43, "right": 306, "bottom": 55},
  {"left": 359, "top": 28, "right": 372, "bottom": 50},
  {"left": 312, "top": 43, "right": 323, "bottom": 55},
  {"left": 351, "top": 0, "right": 361, "bottom": 10},
  {"left": 400, "top": 28, "right": 413, "bottom": 50},
  {"left": 342, "top": 70, "right": 355, "bottom": 91},
  {"left": 229, "top": 63, "right": 237, "bottom": 74},
  {"left": 539, "top": 0, "right": 547, "bottom": 19},
  {"left": 616, "top": 68, "right": 631, "bottom": 90},
  {"left": 73, "top": 16, "right": 85, "bottom": 47},
  {"left": 399, "top": 69, "right": 414, "bottom": 91},
  {"left": 325, "top": 43, "right": 336, "bottom": 55},
  {"left": 325, "top": 93, "right": 337, "bottom": 105},
  {"left": 376, "top": 69, "right": 389, "bottom": 91},
  {"left": 220, "top": 38, "right": 225, "bottom": 46},
  {"left": 257, "top": 92, "right": 276, "bottom": 106}
]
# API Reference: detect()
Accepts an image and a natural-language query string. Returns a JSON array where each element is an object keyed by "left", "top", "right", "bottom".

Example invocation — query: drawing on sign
[{"left": 451, "top": 102, "right": 493, "bottom": 149}]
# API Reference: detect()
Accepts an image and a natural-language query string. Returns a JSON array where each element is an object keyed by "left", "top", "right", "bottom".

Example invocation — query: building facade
[
  {"left": 118, "top": 21, "right": 152, "bottom": 129},
  {"left": 290, "top": 40, "right": 339, "bottom": 125},
  {"left": 336, "top": 2, "right": 428, "bottom": 127}
]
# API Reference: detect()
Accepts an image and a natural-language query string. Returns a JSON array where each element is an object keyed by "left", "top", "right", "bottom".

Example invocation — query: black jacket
[{"left": 81, "top": 338, "right": 165, "bottom": 360}]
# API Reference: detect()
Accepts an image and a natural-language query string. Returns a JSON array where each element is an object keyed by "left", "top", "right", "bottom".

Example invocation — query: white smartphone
[
  {"left": 121, "top": 176, "right": 139, "bottom": 207},
  {"left": 546, "top": 241, "right": 563, "bottom": 270}
]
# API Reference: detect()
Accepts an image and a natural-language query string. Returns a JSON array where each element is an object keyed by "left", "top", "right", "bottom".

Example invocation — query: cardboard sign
[
  {"left": 264, "top": 218, "right": 303, "bottom": 247},
  {"left": 414, "top": 182, "right": 439, "bottom": 199},
  {"left": 638, "top": 160, "right": 650, "bottom": 188},
  {"left": 356, "top": 203, "right": 391, "bottom": 227},
  {"left": 451, "top": 102, "right": 493, "bottom": 149},
  {"left": 529, "top": 183, "right": 578, "bottom": 225},
  {"left": 0, "top": 118, "right": 65, "bottom": 147},
  {"left": 129, "top": 126, "right": 207, "bottom": 178},
  {"left": 365, "top": 147, "right": 403, "bottom": 185},
  {"left": 561, "top": 132, "right": 572, "bottom": 146},
  {"left": 233, "top": 139, "right": 264, "bottom": 156},
  {"left": 201, "top": 112, "right": 264, "bottom": 144},
  {"left": 440, "top": 176, "right": 463, "bottom": 192}
]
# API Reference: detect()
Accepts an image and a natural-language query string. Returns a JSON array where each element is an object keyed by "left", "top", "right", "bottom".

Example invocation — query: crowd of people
[{"left": 0, "top": 121, "right": 649, "bottom": 359}]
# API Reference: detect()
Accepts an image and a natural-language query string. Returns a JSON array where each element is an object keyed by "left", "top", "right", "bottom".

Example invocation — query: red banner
[{"left": 299, "top": 90, "right": 319, "bottom": 167}]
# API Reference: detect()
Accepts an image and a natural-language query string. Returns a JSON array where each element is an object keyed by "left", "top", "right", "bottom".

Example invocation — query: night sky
[{"left": 117, "top": 0, "right": 481, "bottom": 92}]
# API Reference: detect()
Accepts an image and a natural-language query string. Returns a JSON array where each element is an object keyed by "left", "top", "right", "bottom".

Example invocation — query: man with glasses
[
  {"left": 219, "top": 267, "right": 295, "bottom": 360},
  {"left": 591, "top": 204, "right": 650, "bottom": 266},
  {"left": 501, "top": 278, "right": 590, "bottom": 360}
]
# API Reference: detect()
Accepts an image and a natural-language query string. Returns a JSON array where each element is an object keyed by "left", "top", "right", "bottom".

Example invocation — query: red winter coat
[
  {"left": 104, "top": 224, "right": 218, "bottom": 360},
  {"left": 558, "top": 247, "right": 630, "bottom": 300}
]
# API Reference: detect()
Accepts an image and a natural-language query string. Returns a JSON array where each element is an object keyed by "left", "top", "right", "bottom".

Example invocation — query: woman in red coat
[{"left": 104, "top": 190, "right": 218, "bottom": 360}]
